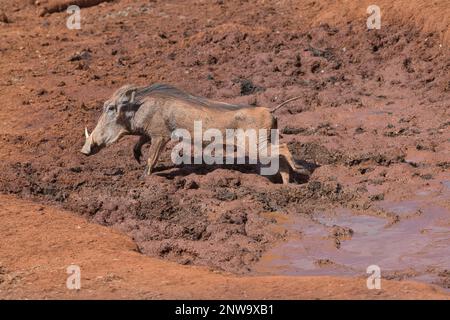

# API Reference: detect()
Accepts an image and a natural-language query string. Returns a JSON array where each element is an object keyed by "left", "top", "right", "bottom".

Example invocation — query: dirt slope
[{"left": 305, "top": 0, "right": 450, "bottom": 45}]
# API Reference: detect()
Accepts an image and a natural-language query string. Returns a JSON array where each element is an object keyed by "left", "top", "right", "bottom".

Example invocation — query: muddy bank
[
  {"left": 0, "top": 158, "right": 361, "bottom": 273},
  {"left": 2, "top": 194, "right": 448, "bottom": 299}
]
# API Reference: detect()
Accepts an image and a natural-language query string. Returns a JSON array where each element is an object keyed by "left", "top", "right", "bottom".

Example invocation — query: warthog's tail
[{"left": 270, "top": 96, "right": 303, "bottom": 114}]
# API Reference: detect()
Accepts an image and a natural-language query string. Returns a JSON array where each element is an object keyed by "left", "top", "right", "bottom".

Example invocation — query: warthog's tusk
[
  {"left": 85, "top": 127, "right": 90, "bottom": 138},
  {"left": 130, "top": 91, "right": 135, "bottom": 103}
]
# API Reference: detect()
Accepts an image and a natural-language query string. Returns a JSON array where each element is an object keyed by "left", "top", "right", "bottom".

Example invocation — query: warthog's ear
[
  {"left": 123, "top": 87, "right": 135, "bottom": 102},
  {"left": 114, "top": 84, "right": 138, "bottom": 105},
  {"left": 117, "top": 86, "right": 140, "bottom": 117}
]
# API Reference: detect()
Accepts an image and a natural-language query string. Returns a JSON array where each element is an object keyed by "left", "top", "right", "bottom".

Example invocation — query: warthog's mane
[{"left": 114, "top": 83, "right": 256, "bottom": 111}]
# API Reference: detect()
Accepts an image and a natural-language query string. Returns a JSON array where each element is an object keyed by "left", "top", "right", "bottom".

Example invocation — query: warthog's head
[{"left": 81, "top": 85, "right": 139, "bottom": 156}]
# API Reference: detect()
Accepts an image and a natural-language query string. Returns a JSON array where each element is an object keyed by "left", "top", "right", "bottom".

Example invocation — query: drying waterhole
[
  {"left": 0, "top": 195, "right": 448, "bottom": 299},
  {"left": 254, "top": 198, "right": 450, "bottom": 290}
]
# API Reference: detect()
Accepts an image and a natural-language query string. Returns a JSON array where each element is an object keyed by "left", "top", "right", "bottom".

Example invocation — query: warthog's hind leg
[
  {"left": 145, "top": 136, "right": 169, "bottom": 175},
  {"left": 133, "top": 135, "right": 151, "bottom": 164},
  {"left": 278, "top": 143, "right": 311, "bottom": 183},
  {"left": 258, "top": 140, "right": 291, "bottom": 184},
  {"left": 279, "top": 143, "right": 299, "bottom": 172},
  {"left": 279, "top": 157, "right": 291, "bottom": 184}
]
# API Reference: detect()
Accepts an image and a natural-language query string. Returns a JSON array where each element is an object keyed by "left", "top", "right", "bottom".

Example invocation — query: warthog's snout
[
  {"left": 80, "top": 143, "right": 91, "bottom": 155},
  {"left": 80, "top": 127, "right": 100, "bottom": 156}
]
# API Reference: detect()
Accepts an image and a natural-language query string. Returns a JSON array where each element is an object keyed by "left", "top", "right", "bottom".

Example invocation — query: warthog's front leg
[
  {"left": 145, "top": 136, "right": 170, "bottom": 175},
  {"left": 133, "top": 135, "right": 151, "bottom": 164}
]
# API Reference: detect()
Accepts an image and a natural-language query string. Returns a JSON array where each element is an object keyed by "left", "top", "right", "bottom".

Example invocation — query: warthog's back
[
  {"left": 136, "top": 83, "right": 252, "bottom": 111},
  {"left": 133, "top": 83, "right": 275, "bottom": 132}
]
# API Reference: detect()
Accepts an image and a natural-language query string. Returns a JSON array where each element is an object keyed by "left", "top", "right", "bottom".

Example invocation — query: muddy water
[{"left": 254, "top": 182, "right": 450, "bottom": 288}]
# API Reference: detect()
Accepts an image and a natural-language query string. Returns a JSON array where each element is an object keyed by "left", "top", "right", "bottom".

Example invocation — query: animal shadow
[{"left": 152, "top": 157, "right": 318, "bottom": 184}]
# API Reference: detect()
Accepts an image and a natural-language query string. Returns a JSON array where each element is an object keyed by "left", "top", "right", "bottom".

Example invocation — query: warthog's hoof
[
  {"left": 140, "top": 167, "right": 151, "bottom": 180},
  {"left": 144, "top": 165, "right": 153, "bottom": 176}
]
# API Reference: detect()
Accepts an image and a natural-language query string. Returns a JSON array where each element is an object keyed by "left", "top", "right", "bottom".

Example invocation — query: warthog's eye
[{"left": 106, "top": 104, "right": 117, "bottom": 113}]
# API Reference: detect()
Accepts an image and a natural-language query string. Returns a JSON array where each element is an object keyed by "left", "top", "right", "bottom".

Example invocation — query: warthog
[{"left": 81, "top": 83, "right": 305, "bottom": 183}]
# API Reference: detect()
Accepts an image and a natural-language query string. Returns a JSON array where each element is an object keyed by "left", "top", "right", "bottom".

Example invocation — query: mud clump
[
  {"left": 0, "top": 11, "right": 10, "bottom": 24},
  {"left": 330, "top": 225, "right": 354, "bottom": 248},
  {"left": 40, "top": 0, "right": 113, "bottom": 16},
  {"left": 288, "top": 142, "right": 344, "bottom": 165},
  {"left": 251, "top": 180, "right": 355, "bottom": 212},
  {"left": 235, "top": 78, "right": 265, "bottom": 96},
  {"left": 436, "top": 270, "right": 450, "bottom": 289}
]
